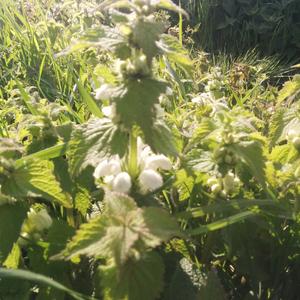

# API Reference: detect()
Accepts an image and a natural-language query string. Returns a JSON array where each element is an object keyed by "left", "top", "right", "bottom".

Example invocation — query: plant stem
[{"left": 128, "top": 129, "right": 138, "bottom": 178}]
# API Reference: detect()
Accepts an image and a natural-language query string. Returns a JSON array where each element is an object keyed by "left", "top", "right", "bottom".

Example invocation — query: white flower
[
  {"left": 211, "top": 183, "right": 221, "bottom": 194},
  {"left": 144, "top": 154, "right": 172, "bottom": 171},
  {"left": 93, "top": 157, "right": 121, "bottom": 179},
  {"left": 191, "top": 92, "right": 211, "bottom": 104},
  {"left": 27, "top": 208, "right": 52, "bottom": 232},
  {"left": 102, "top": 105, "right": 116, "bottom": 118},
  {"left": 287, "top": 128, "right": 300, "bottom": 141},
  {"left": 95, "top": 84, "right": 113, "bottom": 100},
  {"left": 139, "top": 169, "right": 163, "bottom": 192},
  {"left": 112, "top": 172, "right": 132, "bottom": 193}
]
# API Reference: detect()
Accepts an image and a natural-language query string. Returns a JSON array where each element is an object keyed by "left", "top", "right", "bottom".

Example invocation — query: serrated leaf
[
  {"left": 0, "top": 138, "right": 23, "bottom": 159},
  {"left": 198, "top": 270, "right": 227, "bottom": 300},
  {"left": 132, "top": 19, "right": 165, "bottom": 63},
  {"left": 158, "top": 34, "right": 193, "bottom": 75},
  {"left": 143, "top": 207, "right": 181, "bottom": 247},
  {"left": 0, "top": 203, "right": 27, "bottom": 263},
  {"left": 174, "top": 169, "right": 195, "bottom": 202},
  {"left": 100, "top": 252, "right": 164, "bottom": 300},
  {"left": 113, "top": 79, "right": 177, "bottom": 155},
  {"left": 59, "top": 194, "right": 143, "bottom": 266},
  {"left": 231, "top": 141, "right": 266, "bottom": 187},
  {"left": 150, "top": 120, "right": 178, "bottom": 156},
  {"left": 2, "top": 160, "right": 72, "bottom": 208},
  {"left": 68, "top": 118, "right": 128, "bottom": 176},
  {"left": 58, "top": 193, "right": 180, "bottom": 265},
  {"left": 269, "top": 105, "right": 300, "bottom": 146},
  {"left": 278, "top": 74, "right": 300, "bottom": 104}
]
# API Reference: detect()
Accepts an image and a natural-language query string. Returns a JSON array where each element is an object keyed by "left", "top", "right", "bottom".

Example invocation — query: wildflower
[
  {"left": 112, "top": 172, "right": 132, "bottom": 193},
  {"left": 144, "top": 154, "right": 172, "bottom": 171},
  {"left": 139, "top": 169, "right": 163, "bottom": 192},
  {"left": 93, "top": 157, "right": 121, "bottom": 179},
  {"left": 95, "top": 84, "right": 113, "bottom": 100}
]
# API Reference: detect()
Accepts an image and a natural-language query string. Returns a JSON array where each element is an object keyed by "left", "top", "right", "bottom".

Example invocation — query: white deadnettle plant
[{"left": 93, "top": 137, "right": 172, "bottom": 194}]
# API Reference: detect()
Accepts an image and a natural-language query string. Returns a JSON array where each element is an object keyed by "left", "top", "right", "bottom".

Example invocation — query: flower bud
[
  {"left": 139, "top": 169, "right": 163, "bottom": 192},
  {"left": 112, "top": 172, "right": 132, "bottom": 194}
]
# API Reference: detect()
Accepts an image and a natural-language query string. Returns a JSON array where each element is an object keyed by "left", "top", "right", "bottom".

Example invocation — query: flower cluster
[
  {"left": 207, "top": 171, "right": 241, "bottom": 197},
  {"left": 93, "top": 138, "right": 172, "bottom": 194}
]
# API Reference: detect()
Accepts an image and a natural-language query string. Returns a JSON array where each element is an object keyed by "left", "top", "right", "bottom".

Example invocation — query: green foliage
[
  {"left": 0, "top": 203, "right": 27, "bottom": 263},
  {"left": 184, "top": 0, "right": 300, "bottom": 59},
  {"left": 2, "top": 159, "right": 72, "bottom": 208},
  {"left": 68, "top": 118, "right": 128, "bottom": 176}
]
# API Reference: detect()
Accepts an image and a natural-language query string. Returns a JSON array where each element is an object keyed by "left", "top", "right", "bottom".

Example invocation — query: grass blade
[{"left": 0, "top": 268, "right": 95, "bottom": 300}]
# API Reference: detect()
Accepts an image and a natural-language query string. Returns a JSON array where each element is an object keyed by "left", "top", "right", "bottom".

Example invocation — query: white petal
[
  {"left": 139, "top": 169, "right": 163, "bottom": 192},
  {"left": 93, "top": 158, "right": 121, "bottom": 179},
  {"left": 95, "top": 84, "right": 113, "bottom": 100},
  {"left": 29, "top": 209, "right": 52, "bottom": 232},
  {"left": 93, "top": 159, "right": 111, "bottom": 179},
  {"left": 112, "top": 172, "right": 132, "bottom": 194},
  {"left": 145, "top": 154, "right": 172, "bottom": 171}
]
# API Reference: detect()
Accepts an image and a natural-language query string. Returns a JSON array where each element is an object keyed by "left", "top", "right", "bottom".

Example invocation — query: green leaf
[
  {"left": 68, "top": 118, "right": 128, "bottom": 176},
  {"left": 77, "top": 81, "right": 103, "bottom": 118},
  {"left": 143, "top": 207, "right": 181, "bottom": 244},
  {"left": 0, "top": 203, "right": 27, "bottom": 263},
  {"left": 100, "top": 252, "right": 164, "bottom": 300},
  {"left": 3, "top": 244, "right": 21, "bottom": 269},
  {"left": 174, "top": 169, "right": 195, "bottom": 202},
  {"left": 231, "top": 140, "right": 266, "bottom": 186},
  {"left": 0, "top": 138, "right": 23, "bottom": 159},
  {"left": 269, "top": 104, "right": 300, "bottom": 146},
  {"left": 158, "top": 34, "right": 193, "bottom": 75},
  {"left": 46, "top": 220, "right": 76, "bottom": 258},
  {"left": 150, "top": 120, "right": 178, "bottom": 156},
  {"left": 0, "top": 268, "right": 94, "bottom": 300},
  {"left": 113, "top": 79, "right": 177, "bottom": 155},
  {"left": 278, "top": 74, "right": 300, "bottom": 104},
  {"left": 164, "top": 258, "right": 201, "bottom": 300},
  {"left": 2, "top": 160, "right": 72, "bottom": 208},
  {"left": 132, "top": 19, "right": 165, "bottom": 63},
  {"left": 16, "top": 82, "right": 39, "bottom": 116},
  {"left": 15, "top": 143, "right": 68, "bottom": 167},
  {"left": 58, "top": 193, "right": 142, "bottom": 265},
  {"left": 188, "top": 211, "right": 256, "bottom": 236},
  {"left": 58, "top": 193, "right": 180, "bottom": 265},
  {"left": 198, "top": 270, "right": 227, "bottom": 300},
  {"left": 156, "top": 0, "right": 188, "bottom": 18}
]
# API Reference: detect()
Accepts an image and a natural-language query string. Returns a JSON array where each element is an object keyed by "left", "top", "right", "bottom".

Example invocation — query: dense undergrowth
[
  {"left": 180, "top": 0, "right": 300, "bottom": 60},
  {"left": 0, "top": 1, "right": 300, "bottom": 299}
]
